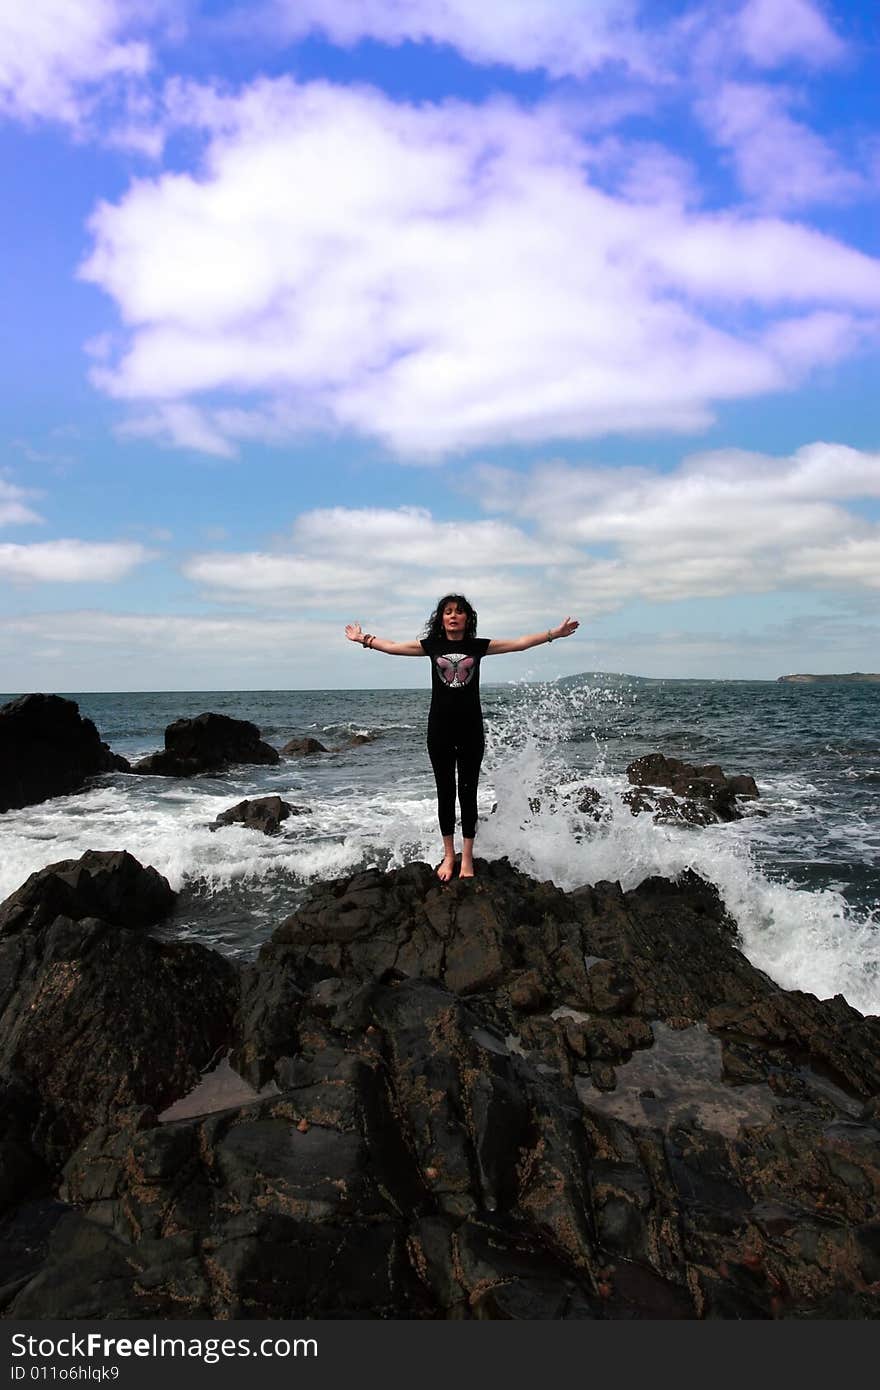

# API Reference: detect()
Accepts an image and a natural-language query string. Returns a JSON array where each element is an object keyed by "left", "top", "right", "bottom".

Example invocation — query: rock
[
  {"left": 575, "top": 785, "right": 606, "bottom": 821},
  {"left": 625, "top": 752, "right": 759, "bottom": 824},
  {"left": 0, "top": 694, "right": 129, "bottom": 813},
  {"left": 132, "top": 712, "right": 279, "bottom": 776},
  {"left": 0, "top": 851, "right": 237, "bottom": 1171},
  {"left": 4, "top": 856, "right": 880, "bottom": 1320},
  {"left": 211, "top": 796, "right": 307, "bottom": 835},
  {"left": 0, "top": 849, "right": 175, "bottom": 938},
  {"left": 281, "top": 736, "right": 327, "bottom": 755},
  {"left": 0, "top": 1198, "right": 70, "bottom": 1310}
]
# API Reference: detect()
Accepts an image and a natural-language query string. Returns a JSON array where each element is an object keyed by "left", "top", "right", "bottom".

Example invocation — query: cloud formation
[
  {"left": 700, "top": 81, "right": 865, "bottom": 209},
  {"left": 733, "top": 0, "right": 847, "bottom": 70},
  {"left": 268, "top": 0, "right": 653, "bottom": 79},
  {"left": 80, "top": 77, "right": 880, "bottom": 458},
  {"left": 0, "top": 0, "right": 154, "bottom": 129},
  {"left": 181, "top": 442, "right": 880, "bottom": 644},
  {"left": 183, "top": 509, "right": 558, "bottom": 628},
  {"left": 0, "top": 539, "right": 154, "bottom": 583},
  {"left": 0, "top": 479, "right": 43, "bottom": 528},
  {"left": 269, "top": 0, "right": 847, "bottom": 81},
  {"left": 475, "top": 441, "right": 880, "bottom": 603}
]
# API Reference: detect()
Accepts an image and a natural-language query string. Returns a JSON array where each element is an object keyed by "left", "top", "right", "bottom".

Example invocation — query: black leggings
[{"left": 427, "top": 726, "right": 484, "bottom": 839}]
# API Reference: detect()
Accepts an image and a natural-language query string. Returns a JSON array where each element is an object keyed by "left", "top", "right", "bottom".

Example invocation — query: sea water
[{"left": 0, "top": 677, "right": 877, "bottom": 1015}]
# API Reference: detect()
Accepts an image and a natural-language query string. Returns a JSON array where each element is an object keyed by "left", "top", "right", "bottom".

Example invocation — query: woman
[{"left": 345, "top": 595, "right": 579, "bottom": 880}]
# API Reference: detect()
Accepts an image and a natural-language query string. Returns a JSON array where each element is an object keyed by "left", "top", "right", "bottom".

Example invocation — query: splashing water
[{"left": 473, "top": 677, "right": 880, "bottom": 1017}]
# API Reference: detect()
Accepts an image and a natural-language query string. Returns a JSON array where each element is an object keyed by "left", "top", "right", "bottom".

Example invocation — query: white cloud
[
  {"left": 267, "top": 0, "right": 846, "bottom": 81},
  {"left": 180, "top": 443, "right": 880, "bottom": 641},
  {"left": 118, "top": 403, "right": 238, "bottom": 457},
  {"left": 0, "top": 539, "right": 154, "bottom": 583},
  {"left": 0, "top": 479, "right": 43, "bottom": 527},
  {"left": 734, "top": 0, "right": 847, "bottom": 70},
  {"left": 183, "top": 508, "right": 562, "bottom": 618},
  {"left": 0, "top": 0, "right": 154, "bottom": 129},
  {"left": 80, "top": 77, "right": 880, "bottom": 458},
  {"left": 471, "top": 441, "right": 880, "bottom": 602},
  {"left": 184, "top": 552, "right": 378, "bottom": 599},
  {"left": 682, "top": 0, "right": 847, "bottom": 80},
  {"left": 762, "top": 311, "right": 864, "bottom": 373},
  {"left": 267, "top": 0, "right": 653, "bottom": 79},
  {"left": 291, "top": 507, "right": 566, "bottom": 567},
  {"left": 699, "top": 81, "right": 865, "bottom": 209}
]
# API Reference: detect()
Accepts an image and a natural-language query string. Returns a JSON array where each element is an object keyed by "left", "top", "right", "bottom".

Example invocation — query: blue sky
[{"left": 1, "top": 0, "right": 878, "bottom": 690}]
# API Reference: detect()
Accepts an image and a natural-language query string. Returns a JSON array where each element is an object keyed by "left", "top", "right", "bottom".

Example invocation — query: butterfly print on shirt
[{"left": 435, "top": 653, "right": 476, "bottom": 687}]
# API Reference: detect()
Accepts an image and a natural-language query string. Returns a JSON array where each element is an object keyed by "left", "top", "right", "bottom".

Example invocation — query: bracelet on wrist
[{"left": 547, "top": 629, "right": 554, "bottom": 643}]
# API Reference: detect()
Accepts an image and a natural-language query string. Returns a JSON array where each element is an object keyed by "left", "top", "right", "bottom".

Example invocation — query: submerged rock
[
  {"left": 2, "top": 856, "right": 879, "bottom": 1320},
  {"left": 0, "top": 694, "right": 129, "bottom": 813},
  {"left": 133, "top": 711, "right": 279, "bottom": 776},
  {"left": 625, "top": 751, "right": 759, "bottom": 824},
  {"left": 211, "top": 795, "right": 308, "bottom": 835},
  {"left": 281, "top": 736, "right": 327, "bottom": 756}
]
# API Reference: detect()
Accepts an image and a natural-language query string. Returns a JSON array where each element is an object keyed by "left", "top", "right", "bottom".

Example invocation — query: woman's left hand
[{"left": 553, "top": 617, "right": 579, "bottom": 639}]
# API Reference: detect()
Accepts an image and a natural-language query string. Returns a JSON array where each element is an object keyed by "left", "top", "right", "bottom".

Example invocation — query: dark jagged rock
[
  {"left": 0, "top": 852, "right": 237, "bottom": 1177},
  {"left": 3, "top": 857, "right": 880, "bottom": 1320},
  {"left": 0, "top": 694, "right": 129, "bottom": 813},
  {"left": 281, "top": 736, "right": 327, "bottom": 756},
  {"left": 0, "top": 849, "right": 175, "bottom": 938},
  {"left": 133, "top": 712, "right": 279, "bottom": 777},
  {"left": 210, "top": 795, "right": 306, "bottom": 836},
  {"left": 625, "top": 752, "right": 759, "bottom": 824}
]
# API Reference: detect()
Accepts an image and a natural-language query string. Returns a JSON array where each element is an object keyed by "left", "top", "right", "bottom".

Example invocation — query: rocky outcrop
[
  {"left": 0, "top": 851, "right": 237, "bottom": 1173},
  {"left": 133, "top": 712, "right": 279, "bottom": 777},
  {"left": 211, "top": 795, "right": 308, "bottom": 835},
  {"left": 0, "top": 694, "right": 129, "bottom": 814},
  {"left": 281, "top": 737, "right": 327, "bottom": 756},
  {"left": 0, "top": 849, "right": 175, "bottom": 937},
  {"left": 2, "top": 856, "right": 879, "bottom": 1320},
  {"left": 778, "top": 673, "right": 880, "bottom": 684},
  {"left": 625, "top": 752, "right": 759, "bottom": 824}
]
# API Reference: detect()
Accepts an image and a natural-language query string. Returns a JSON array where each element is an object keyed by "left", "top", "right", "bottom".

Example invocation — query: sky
[{"left": 1, "top": 0, "right": 878, "bottom": 691}]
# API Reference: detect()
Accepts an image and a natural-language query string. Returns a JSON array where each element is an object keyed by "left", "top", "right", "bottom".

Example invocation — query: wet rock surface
[
  {"left": 0, "top": 694, "right": 129, "bottom": 813},
  {"left": 211, "top": 795, "right": 307, "bottom": 836},
  {"left": 625, "top": 752, "right": 760, "bottom": 824},
  {"left": 281, "top": 737, "right": 327, "bottom": 756},
  {"left": 133, "top": 712, "right": 279, "bottom": 777},
  {"left": 2, "top": 855, "right": 879, "bottom": 1320}
]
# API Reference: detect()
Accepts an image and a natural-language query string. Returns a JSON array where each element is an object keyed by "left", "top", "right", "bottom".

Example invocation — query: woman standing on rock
[{"left": 345, "top": 595, "right": 579, "bottom": 881}]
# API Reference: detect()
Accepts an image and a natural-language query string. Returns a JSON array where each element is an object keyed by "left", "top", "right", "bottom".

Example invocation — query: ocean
[{"left": 1, "top": 676, "right": 878, "bottom": 1015}]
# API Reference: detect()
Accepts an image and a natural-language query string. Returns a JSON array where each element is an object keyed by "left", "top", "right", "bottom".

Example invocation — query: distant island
[{"left": 777, "top": 672, "right": 880, "bottom": 683}]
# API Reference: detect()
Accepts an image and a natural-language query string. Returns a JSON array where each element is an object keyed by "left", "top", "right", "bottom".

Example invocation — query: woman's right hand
[{"left": 345, "top": 622, "right": 363, "bottom": 644}]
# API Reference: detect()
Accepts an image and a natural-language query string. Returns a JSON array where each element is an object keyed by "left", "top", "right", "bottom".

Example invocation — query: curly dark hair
[{"left": 423, "top": 593, "right": 478, "bottom": 641}]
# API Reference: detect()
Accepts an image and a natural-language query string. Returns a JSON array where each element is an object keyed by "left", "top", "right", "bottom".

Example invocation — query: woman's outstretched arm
[
  {"left": 487, "top": 616, "right": 579, "bottom": 656},
  {"left": 345, "top": 622, "right": 424, "bottom": 656}
]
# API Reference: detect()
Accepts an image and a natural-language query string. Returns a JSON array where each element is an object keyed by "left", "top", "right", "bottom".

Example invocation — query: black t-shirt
[{"left": 420, "top": 636, "right": 491, "bottom": 732}]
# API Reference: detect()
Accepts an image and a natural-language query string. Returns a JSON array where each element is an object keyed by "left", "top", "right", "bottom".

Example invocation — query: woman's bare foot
[
  {"left": 437, "top": 852, "right": 456, "bottom": 882},
  {"left": 459, "top": 842, "right": 475, "bottom": 878}
]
